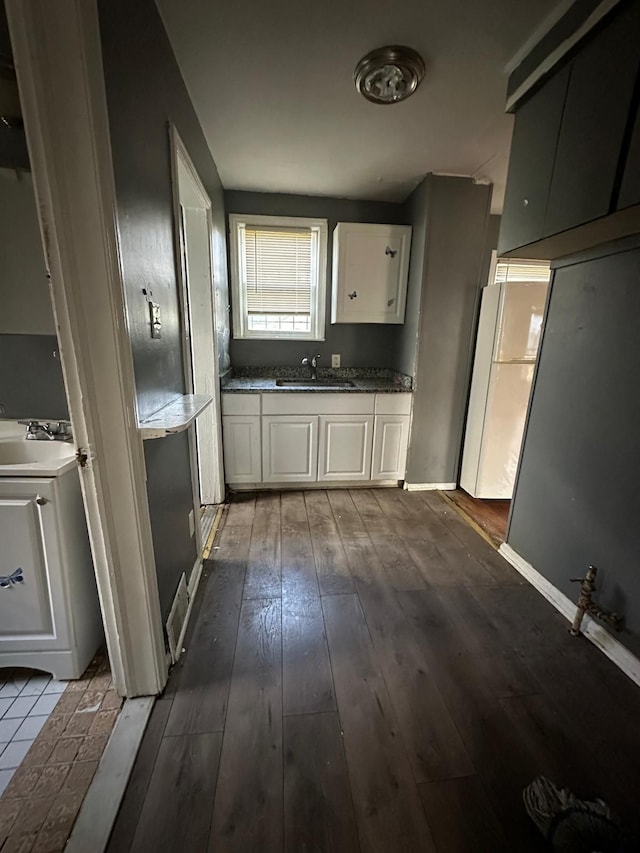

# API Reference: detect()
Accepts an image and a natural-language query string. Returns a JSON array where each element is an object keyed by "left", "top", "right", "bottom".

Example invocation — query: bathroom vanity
[{"left": 0, "top": 434, "right": 103, "bottom": 679}]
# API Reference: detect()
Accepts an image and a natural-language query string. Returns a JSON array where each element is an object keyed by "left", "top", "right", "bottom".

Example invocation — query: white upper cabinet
[{"left": 331, "top": 223, "right": 412, "bottom": 324}]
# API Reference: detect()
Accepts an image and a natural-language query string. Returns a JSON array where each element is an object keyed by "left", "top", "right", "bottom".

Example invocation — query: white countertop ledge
[{"left": 138, "top": 394, "right": 213, "bottom": 440}]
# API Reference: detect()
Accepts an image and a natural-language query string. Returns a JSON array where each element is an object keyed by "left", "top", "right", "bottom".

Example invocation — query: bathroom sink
[
  {"left": 275, "top": 379, "right": 356, "bottom": 389},
  {"left": 0, "top": 440, "right": 76, "bottom": 476}
]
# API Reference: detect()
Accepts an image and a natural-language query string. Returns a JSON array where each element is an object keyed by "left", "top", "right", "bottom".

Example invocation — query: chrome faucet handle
[
  {"left": 311, "top": 354, "right": 321, "bottom": 368},
  {"left": 301, "top": 356, "right": 309, "bottom": 365}
]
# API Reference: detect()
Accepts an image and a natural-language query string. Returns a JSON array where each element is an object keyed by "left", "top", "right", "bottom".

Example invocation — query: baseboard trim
[
  {"left": 499, "top": 543, "right": 640, "bottom": 689},
  {"left": 404, "top": 482, "right": 457, "bottom": 491},
  {"left": 228, "top": 480, "right": 401, "bottom": 491},
  {"left": 65, "top": 696, "right": 155, "bottom": 853}
]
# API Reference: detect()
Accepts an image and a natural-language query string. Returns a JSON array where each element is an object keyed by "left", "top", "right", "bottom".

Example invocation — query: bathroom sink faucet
[
  {"left": 301, "top": 354, "right": 321, "bottom": 381},
  {"left": 19, "top": 420, "right": 73, "bottom": 441}
]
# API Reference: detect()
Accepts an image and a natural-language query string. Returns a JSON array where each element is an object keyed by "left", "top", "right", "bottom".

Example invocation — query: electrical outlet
[
  {"left": 188, "top": 509, "right": 195, "bottom": 538},
  {"left": 331, "top": 353, "right": 341, "bottom": 368}
]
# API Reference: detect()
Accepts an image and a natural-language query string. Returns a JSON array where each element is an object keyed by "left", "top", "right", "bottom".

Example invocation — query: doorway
[
  {"left": 170, "top": 129, "right": 225, "bottom": 535},
  {"left": 458, "top": 254, "right": 551, "bottom": 546}
]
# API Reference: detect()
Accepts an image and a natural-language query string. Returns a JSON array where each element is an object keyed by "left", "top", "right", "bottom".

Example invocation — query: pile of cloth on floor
[{"left": 523, "top": 776, "right": 638, "bottom": 852}]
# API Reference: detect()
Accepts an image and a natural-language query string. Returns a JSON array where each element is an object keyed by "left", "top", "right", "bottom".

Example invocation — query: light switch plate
[
  {"left": 150, "top": 302, "right": 162, "bottom": 339},
  {"left": 331, "top": 353, "right": 341, "bottom": 368}
]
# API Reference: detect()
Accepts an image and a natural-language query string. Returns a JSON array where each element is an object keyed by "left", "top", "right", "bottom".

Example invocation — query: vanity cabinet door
[
  {"left": 371, "top": 415, "right": 410, "bottom": 479},
  {"left": 318, "top": 415, "right": 373, "bottom": 481},
  {"left": 0, "top": 478, "right": 65, "bottom": 646},
  {"left": 222, "top": 415, "right": 261, "bottom": 483},
  {"left": 262, "top": 416, "right": 318, "bottom": 483},
  {"left": 331, "top": 223, "right": 411, "bottom": 324}
]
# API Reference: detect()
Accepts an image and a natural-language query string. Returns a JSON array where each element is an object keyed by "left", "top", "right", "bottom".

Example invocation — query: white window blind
[
  {"left": 230, "top": 214, "right": 327, "bottom": 340},
  {"left": 243, "top": 225, "right": 313, "bottom": 322},
  {"left": 494, "top": 259, "right": 551, "bottom": 284}
]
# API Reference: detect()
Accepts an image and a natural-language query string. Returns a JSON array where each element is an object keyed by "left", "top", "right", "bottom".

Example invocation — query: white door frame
[
  {"left": 169, "top": 126, "right": 225, "bottom": 511},
  {"left": 6, "top": 0, "right": 167, "bottom": 697}
]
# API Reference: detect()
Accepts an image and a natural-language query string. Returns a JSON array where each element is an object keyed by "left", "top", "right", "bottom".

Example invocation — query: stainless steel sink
[{"left": 275, "top": 379, "right": 356, "bottom": 388}]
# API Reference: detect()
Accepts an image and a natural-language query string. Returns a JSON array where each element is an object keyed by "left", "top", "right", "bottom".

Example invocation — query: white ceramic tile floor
[{"left": 0, "top": 670, "right": 65, "bottom": 796}]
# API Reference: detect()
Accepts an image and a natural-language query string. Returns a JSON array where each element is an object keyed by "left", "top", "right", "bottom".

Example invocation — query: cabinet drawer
[
  {"left": 374, "top": 393, "right": 412, "bottom": 415},
  {"left": 222, "top": 393, "right": 260, "bottom": 415},
  {"left": 261, "top": 393, "right": 374, "bottom": 416}
]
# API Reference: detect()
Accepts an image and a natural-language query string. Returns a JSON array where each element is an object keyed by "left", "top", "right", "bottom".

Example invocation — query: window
[{"left": 229, "top": 214, "right": 328, "bottom": 340}]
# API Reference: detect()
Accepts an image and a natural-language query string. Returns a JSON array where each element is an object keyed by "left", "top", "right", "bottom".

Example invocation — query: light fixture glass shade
[{"left": 354, "top": 46, "right": 425, "bottom": 105}]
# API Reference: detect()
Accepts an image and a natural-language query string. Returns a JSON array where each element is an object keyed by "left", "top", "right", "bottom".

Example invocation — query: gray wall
[
  {"left": 507, "top": 241, "right": 640, "bottom": 656},
  {"left": 404, "top": 175, "right": 492, "bottom": 485},
  {"left": 0, "top": 169, "right": 54, "bottom": 335},
  {"left": 0, "top": 138, "right": 67, "bottom": 421},
  {"left": 98, "top": 0, "right": 229, "bottom": 619},
  {"left": 0, "top": 335, "right": 67, "bottom": 420},
  {"left": 224, "top": 191, "right": 409, "bottom": 370},
  {"left": 397, "top": 179, "right": 429, "bottom": 378}
]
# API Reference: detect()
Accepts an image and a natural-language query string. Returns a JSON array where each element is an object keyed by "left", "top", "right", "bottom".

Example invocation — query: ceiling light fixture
[{"left": 354, "top": 45, "right": 425, "bottom": 105}]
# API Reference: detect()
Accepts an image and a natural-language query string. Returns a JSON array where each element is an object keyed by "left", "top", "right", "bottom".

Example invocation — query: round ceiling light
[{"left": 354, "top": 45, "right": 425, "bottom": 105}]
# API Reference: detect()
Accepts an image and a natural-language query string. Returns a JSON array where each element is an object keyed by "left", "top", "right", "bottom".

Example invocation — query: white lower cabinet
[
  {"left": 371, "top": 415, "right": 410, "bottom": 479},
  {"left": 221, "top": 391, "right": 411, "bottom": 486},
  {"left": 262, "top": 416, "right": 318, "bottom": 483},
  {"left": 222, "top": 415, "right": 261, "bottom": 483},
  {"left": 0, "top": 474, "right": 102, "bottom": 679},
  {"left": 318, "top": 415, "right": 373, "bottom": 481}
]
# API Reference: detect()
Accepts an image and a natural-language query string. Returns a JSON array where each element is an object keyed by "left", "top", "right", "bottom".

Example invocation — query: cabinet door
[
  {"left": 318, "top": 415, "right": 373, "bottom": 481},
  {"left": 371, "top": 415, "right": 409, "bottom": 479},
  {"left": 618, "top": 103, "right": 640, "bottom": 211},
  {"left": 331, "top": 223, "right": 411, "bottom": 324},
  {"left": 262, "top": 416, "right": 318, "bottom": 483},
  {"left": 498, "top": 65, "right": 570, "bottom": 255},
  {"left": 0, "top": 479, "right": 59, "bottom": 642},
  {"left": 222, "top": 415, "right": 261, "bottom": 483},
  {"left": 544, "top": 2, "right": 640, "bottom": 236}
]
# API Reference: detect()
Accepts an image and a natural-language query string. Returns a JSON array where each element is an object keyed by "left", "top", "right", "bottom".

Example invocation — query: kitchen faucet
[{"left": 301, "top": 354, "right": 321, "bottom": 381}]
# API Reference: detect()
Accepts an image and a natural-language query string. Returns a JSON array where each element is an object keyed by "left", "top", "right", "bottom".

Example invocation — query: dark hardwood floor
[
  {"left": 107, "top": 488, "right": 640, "bottom": 853},
  {"left": 442, "top": 488, "right": 510, "bottom": 547}
]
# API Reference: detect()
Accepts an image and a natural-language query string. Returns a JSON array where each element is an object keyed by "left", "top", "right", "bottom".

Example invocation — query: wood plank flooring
[
  {"left": 108, "top": 488, "right": 640, "bottom": 853},
  {"left": 442, "top": 488, "right": 510, "bottom": 547}
]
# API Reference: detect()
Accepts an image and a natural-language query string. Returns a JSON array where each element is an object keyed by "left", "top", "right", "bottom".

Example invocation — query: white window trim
[{"left": 229, "top": 213, "right": 327, "bottom": 341}]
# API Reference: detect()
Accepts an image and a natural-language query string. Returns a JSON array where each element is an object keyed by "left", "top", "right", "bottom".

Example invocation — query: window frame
[{"left": 228, "top": 213, "right": 328, "bottom": 341}]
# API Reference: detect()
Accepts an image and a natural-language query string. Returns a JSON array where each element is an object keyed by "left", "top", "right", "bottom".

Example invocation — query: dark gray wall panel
[
  {"left": 98, "top": 0, "right": 229, "bottom": 619},
  {"left": 143, "top": 434, "right": 195, "bottom": 620},
  {"left": 405, "top": 176, "right": 491, "bottom": 485},
  {"left": 0, "top": 334, "right": 67, "bottom": 420},
  {"left": 224, "top": 191, "right": 409, "bottom": 371},
  {"left": 508, "top": 244, "right": 640, "bottom": 655}
]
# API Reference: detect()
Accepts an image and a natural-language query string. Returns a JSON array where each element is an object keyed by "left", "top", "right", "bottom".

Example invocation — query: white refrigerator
[{"left": 460, "top": 271, "right": 549, "bottom": 499}]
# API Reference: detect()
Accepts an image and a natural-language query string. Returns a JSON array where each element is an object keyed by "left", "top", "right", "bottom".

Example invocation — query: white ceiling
[{"left": 157, "top": 0, "right": 562, "bottom": 213}]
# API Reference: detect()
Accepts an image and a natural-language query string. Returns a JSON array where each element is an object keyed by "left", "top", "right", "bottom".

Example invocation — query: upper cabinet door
[
  {"left": 498, "top": 65, "right": 570, "bottom": 255},
  {"left": 544, "top": 2, "right": 640, "bottom": 237},
  {"left": 331, "top": 223, "right": 411, "bottom": 324}
]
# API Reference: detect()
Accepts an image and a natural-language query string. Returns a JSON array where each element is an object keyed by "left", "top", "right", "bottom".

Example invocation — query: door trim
[
  {"left": 169, "top": 125, "right": 225, "bottom": 513},
  {"left": 6, "top": 0, "right": 167, "bottom": 696}
]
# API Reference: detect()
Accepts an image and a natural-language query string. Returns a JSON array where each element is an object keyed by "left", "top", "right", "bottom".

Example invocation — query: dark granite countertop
[{"left": 221, "top": 367, "right": 412, "bottom": 394}]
